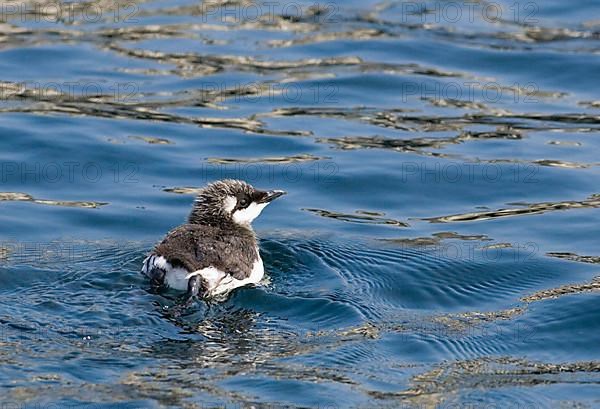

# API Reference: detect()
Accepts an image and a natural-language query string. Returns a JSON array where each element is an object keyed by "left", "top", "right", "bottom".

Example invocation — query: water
[{"left": 1, "top": 0, "right": 599, "bottom": 407}]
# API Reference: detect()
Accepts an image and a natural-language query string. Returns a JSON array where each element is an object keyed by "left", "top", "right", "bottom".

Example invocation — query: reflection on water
[
  {"left": 0, "top": 238, "right": 598, "bottom": 408},
  {"left": 423, "top": 194, "right": 600, "bottom": 223},
  {"left": 0, "top": 191, "right": 108, "bottom": 208},
  {"left": 1, "top": 0, "right": 599, "bottom": 407}
]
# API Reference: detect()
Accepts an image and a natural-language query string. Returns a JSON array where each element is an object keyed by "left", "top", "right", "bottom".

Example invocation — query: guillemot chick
[{"left": 142, "top": 179, "right": 285, "bottom": 304}]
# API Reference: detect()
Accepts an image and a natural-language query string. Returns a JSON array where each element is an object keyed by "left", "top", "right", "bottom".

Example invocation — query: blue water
[{"left": 1, "top": 0, "right": 599, "bottom": 407}]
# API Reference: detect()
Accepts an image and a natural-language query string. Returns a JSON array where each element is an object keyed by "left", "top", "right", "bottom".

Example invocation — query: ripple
[
  {"left": 303, "top": 208, "right": 410, "bottom": 227},
  {"left": 1, "top": 0, "right": 599, "bottom": 406},
  {"left": 0, "top": 235, "right": 596, "bottom": 406},
  {"left": 373, "top": 357, "right": 600, "bottom": 407},
  {"left": 422, "top": 194, "right": 600, "bottom": 223},
  {"left": 107, "top": 43, "right": 364, "bottom": 76},
  {"left": 267, "top": 28, "right": 388, "bottom": 47},
  {"left": 546, "top": 252, "right": 600, "bottom": 264},
  {"left": 521, "top": 276, "right": 600, "bottom": 303},
  {"left": 206, "top": 153, "right": 327, "bottom": 164},
  {"left": 128, "top": 135, "right": 174, "bottom": 145},
  {"left": 381, "top": 231, "right": 493, "bottom": 247},
  {"left": 162, "top": 186, "right": 203, "bottom": 195},
  {"left": 0, "top": 192, "right": 107, "bottom": 209}
]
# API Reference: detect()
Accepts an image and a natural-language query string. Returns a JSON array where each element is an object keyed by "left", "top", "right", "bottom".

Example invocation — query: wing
[{"left": 153, "top": 224, "right": 258, "bottom": 280}]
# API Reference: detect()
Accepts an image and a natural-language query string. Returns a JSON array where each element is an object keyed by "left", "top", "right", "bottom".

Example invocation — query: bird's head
[{"left": 188, "top": 179, "right": 286, "bottom": 227}]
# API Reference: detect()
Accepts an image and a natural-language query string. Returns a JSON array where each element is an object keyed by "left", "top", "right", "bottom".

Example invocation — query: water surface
[{"left": 1, "top": 0, "right": 599, "bottom": 407}]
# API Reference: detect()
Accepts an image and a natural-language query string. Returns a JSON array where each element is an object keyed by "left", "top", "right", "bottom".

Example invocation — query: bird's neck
[{"left": 189, "top": 215, "right": 256, "bottom": 236}]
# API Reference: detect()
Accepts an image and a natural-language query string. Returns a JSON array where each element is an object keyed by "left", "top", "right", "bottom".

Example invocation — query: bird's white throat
[{"left": 232, "top": 202, "right": 268, "bottom": 225}]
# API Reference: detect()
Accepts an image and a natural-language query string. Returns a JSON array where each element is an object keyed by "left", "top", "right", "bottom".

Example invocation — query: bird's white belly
[{"left": 143, "top": 254, "right": 265, "bottom": 296}]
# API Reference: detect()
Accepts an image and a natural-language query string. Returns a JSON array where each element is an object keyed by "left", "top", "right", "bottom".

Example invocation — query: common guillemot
[{"left": 142, "top": 179, "right": 285, "bottom": 305}]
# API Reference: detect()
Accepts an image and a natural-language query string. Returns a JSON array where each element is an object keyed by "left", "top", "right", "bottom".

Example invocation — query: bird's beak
[{"left": 257, "top": 189, "right": 286, "bottom": 203}]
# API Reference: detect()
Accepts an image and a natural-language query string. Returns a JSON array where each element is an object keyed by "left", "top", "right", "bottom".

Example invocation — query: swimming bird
[{"left": 142, "top": 179, "right": 285, "bottom": 305}]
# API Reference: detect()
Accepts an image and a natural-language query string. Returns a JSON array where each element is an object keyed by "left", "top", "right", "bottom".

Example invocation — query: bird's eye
[{"left": 239, "top": 198, "right": 248, "bottom": 207}]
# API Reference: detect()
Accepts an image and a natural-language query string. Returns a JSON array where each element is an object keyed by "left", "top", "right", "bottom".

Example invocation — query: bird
[{"left": 141, "top": 179, "right": 286, "bottom": 305}]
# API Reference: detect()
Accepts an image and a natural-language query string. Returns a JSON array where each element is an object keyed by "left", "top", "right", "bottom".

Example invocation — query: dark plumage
[
  {"left": 152, "top": 223, "right": 258, "bottom": 281},
  {"left": 141, "top": 179, "right": 285, "bottom": 304}
]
